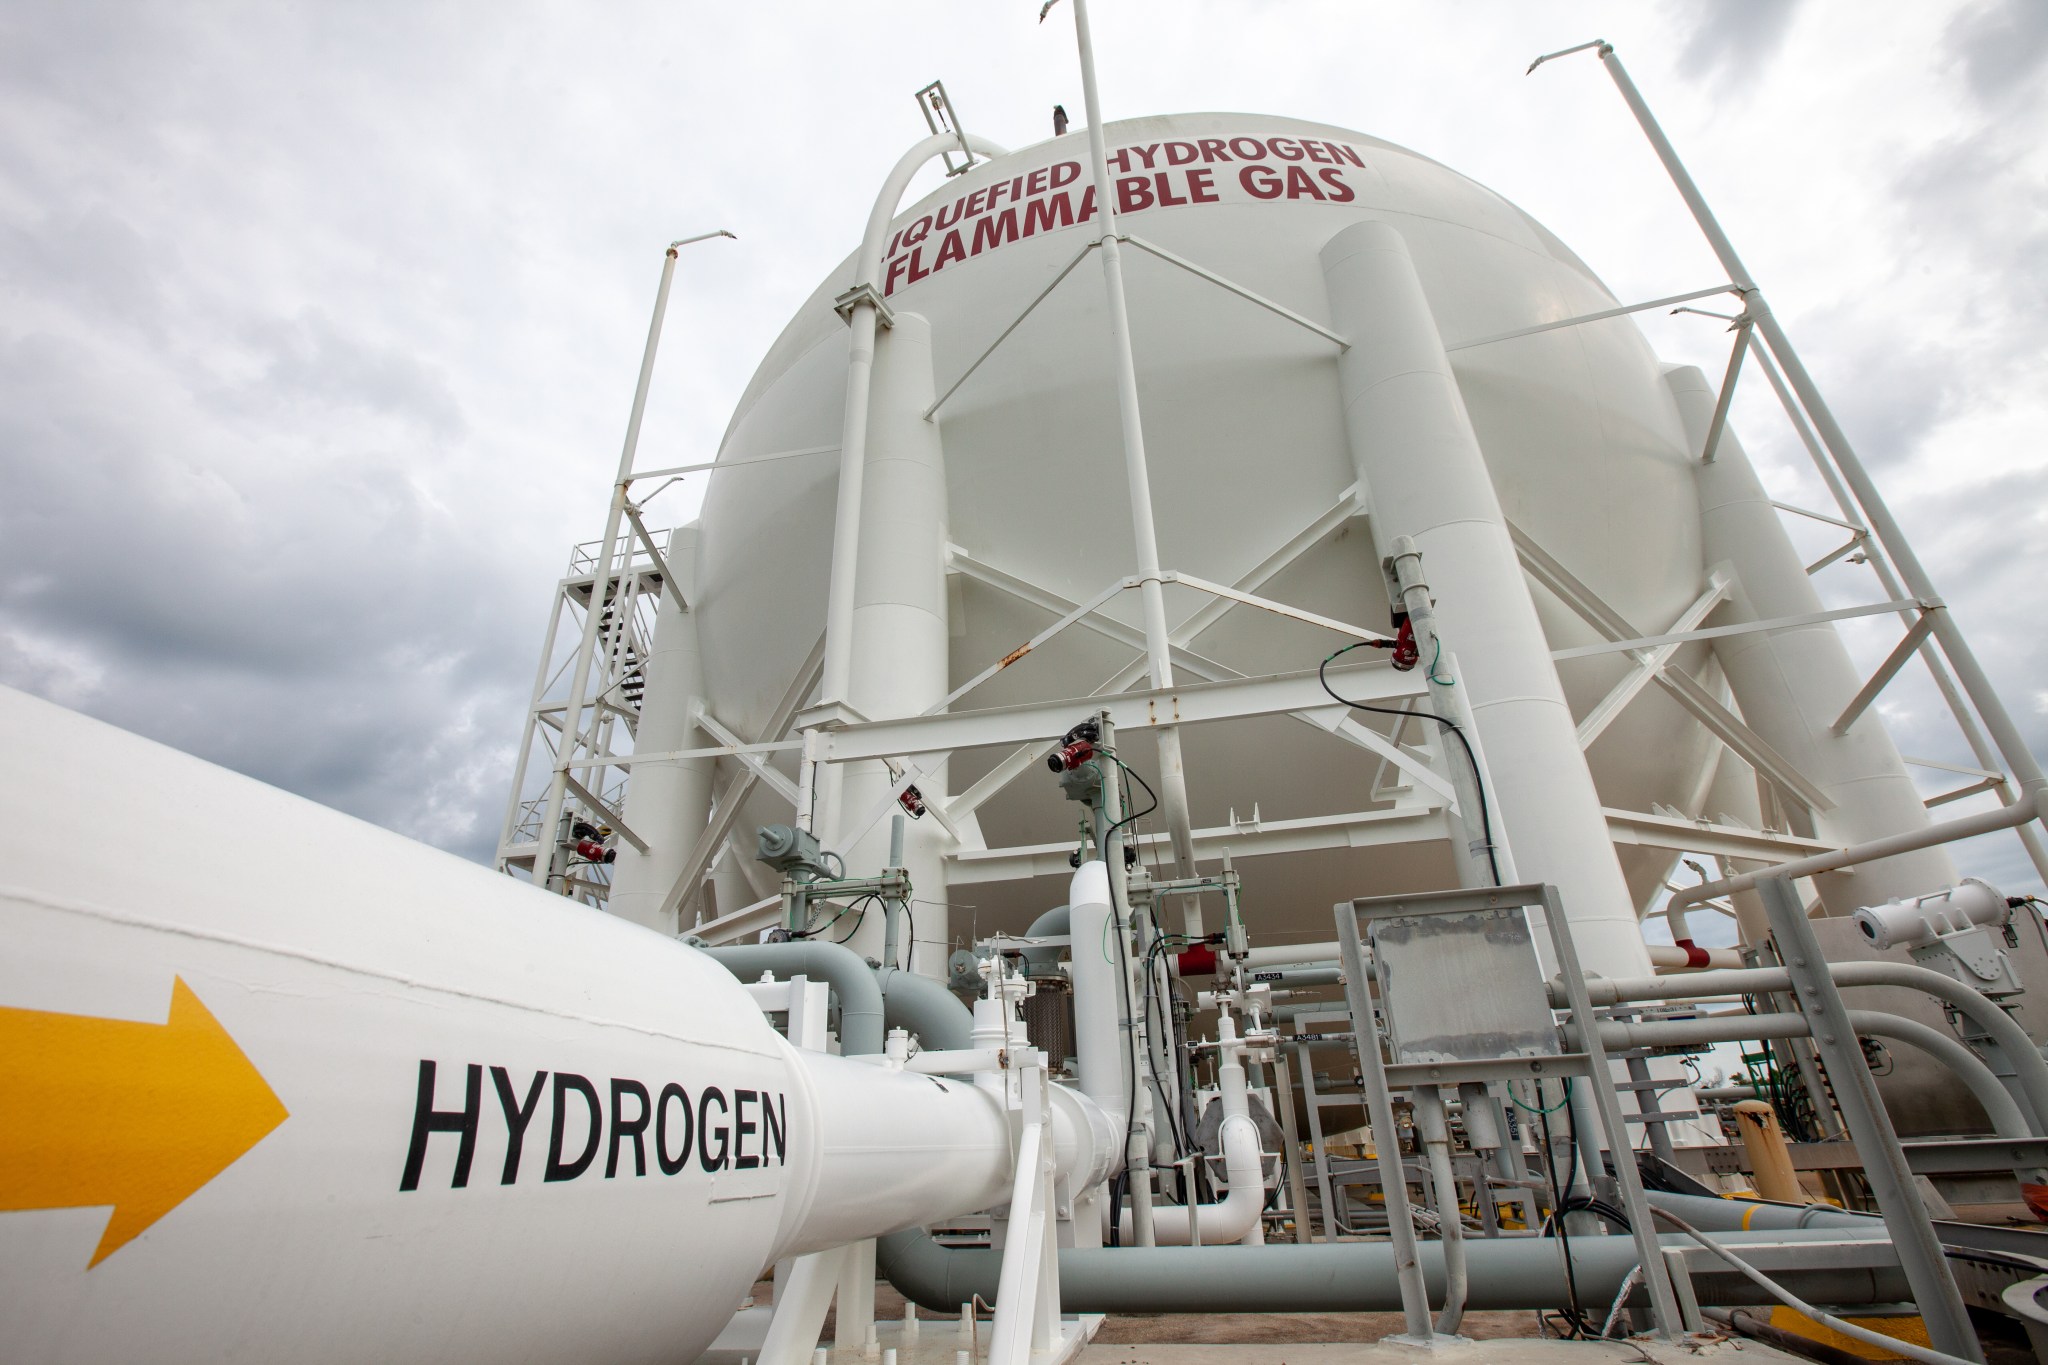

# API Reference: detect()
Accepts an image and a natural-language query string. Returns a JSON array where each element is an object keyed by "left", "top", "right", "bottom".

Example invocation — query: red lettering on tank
[
  {"left": 1302, "top": 141, "right": 1331, "bottom": 164},
  {"left": 933, "top": 229, "right": 967, "bottom": 269},
  {"left": 1023, "top": 193, "right": 1075, "bottom": 236},
  {"left": 1118, "top": 175, "right": 1154, "bottom": 214},
  {"left": 1228, "top": 136, "right": 1266, "bottom": 161},
  {"left": 935, "top": 198, "right": 964, "bottom": 231},
  {"left": 1050, "top": 161, "right": 1081, "bottom": 190},
  {"left": 1154, "top": 172, "right": 1188, "bottom": 208},
  {"left": 1327, "top": 141, "right": 1365, "bottom": 167},
  {"left": 1240, "top": 164, "right": 1283, "bottom": 199},
  {"left": 1027, "top": 167, "right": 1050, "bottom": 196},
  {"left": 1270, "top": 137, "right": 1304, "bottom": 162},
  {"left": 903, "top": 216, "right": 932, "bottom": 248},
  {"left": 1317, "top": 167, "right": 1356, "bottom": 203},
  {"left": 1187, "top": 168, "right": 1219, "bottom": 203},
  {"left": 973, "top": 209, "right": 1020, "bottom": 255},
  {"left": 1164, "top": 141, "right": 1198, "bottom": 166},
  {"left": 1285, "top": 165, "right": 1325, "bottom": 199}
]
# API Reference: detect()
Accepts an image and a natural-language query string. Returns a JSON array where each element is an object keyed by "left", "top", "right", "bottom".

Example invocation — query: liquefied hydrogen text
[{"left": 881, "top": 133, "right": 1368, "bottom": 296}]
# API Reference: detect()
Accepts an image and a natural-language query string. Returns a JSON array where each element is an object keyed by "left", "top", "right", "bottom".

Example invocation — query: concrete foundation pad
[{"left": 1076, "top": 1335, "right": 1802, "bottom": 1365}]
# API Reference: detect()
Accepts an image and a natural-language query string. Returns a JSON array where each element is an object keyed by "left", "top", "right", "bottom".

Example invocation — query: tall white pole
[
  {"left": 1067, "top": 0, "right": 1201, "bottom": 883},
  {"left": 1587, "top": 44, "right": 2046, "bottom": 823},
  {"left": 536, "top": 232, "right": 734, "bottom": 892}
]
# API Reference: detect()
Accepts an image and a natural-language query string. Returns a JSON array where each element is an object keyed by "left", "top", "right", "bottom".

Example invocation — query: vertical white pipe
[
  {"left": 831, "top": 314, "right": 953, "bottom": 972},
  {"left": 1067, "top": 860, "right": 1129, "bottom": 1157},
  {"left": 1321, "top": 220, "right": 1650, "bottom": 980},
  {"left": 1670, "top": 366, "right": 1957, "bottom": 911},
  {"left": 607, "top": 527, "right": 714, "bottom": 934}
]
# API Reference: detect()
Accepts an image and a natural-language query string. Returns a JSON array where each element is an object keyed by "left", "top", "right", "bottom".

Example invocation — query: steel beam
[
  {"left": 822, "top": 661, "right": 1425, "bottom": 764},
  {"left": 1757, "top": 875, "right": 1983, "bottom": 1362}
]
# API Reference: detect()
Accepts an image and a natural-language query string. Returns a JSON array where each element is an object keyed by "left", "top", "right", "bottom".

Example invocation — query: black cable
[
  {"left": 899, "top": 898, "right": 918, "bottom": 972},
  {"left": 1534, "top": 1081, "right": 1586, "bottom": 1336},
  {"left": 1100, "top": 750, "right": 1179, "bottom": 1164},
  {"left": 1140, "top": 932, "right": 1193, "bottom": 1157},
  {"left": 1099, "top": 750, "right": 1158, "bottom": 848},
  {"left": 1319, "top": 642, "right": 1501, "bottom": 885}
]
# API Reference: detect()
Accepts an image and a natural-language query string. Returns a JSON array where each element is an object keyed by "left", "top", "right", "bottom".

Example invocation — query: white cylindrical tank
[
  {"left": 607, "top": 525, "right": 714, "bottom": 933},
  {"left": 1672, "top": 365, "right": 1958, "bottom": 912},
  {"left": 0, "top": 685, "right": 1100, "bottom": 1364},
  {"left": 688, "top": 114, "right": 1726, "bottom": 953}
]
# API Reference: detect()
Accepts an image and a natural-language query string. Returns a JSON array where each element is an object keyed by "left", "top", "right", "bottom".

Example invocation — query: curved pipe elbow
[
  {"left": 856, "top": 132, "right": 1013, "bottom": 288},
  {"left": 1116, "top": 1114, "right": 1265, "bottom": 1246}
]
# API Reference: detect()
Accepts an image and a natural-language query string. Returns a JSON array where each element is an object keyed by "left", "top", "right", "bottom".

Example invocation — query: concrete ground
[{"left": 700, "top": 1280, "right": 1823, "bottom": 1365}]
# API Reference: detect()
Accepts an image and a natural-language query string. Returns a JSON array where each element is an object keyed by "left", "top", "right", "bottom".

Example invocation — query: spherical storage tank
[{"left": 680, "top": 112, "right": 1738, "bottom": 967}]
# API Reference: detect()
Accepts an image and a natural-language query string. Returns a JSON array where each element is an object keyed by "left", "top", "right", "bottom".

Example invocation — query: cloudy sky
[{"left": 3, "top": 0, "right": 2043, "bottom": 901}]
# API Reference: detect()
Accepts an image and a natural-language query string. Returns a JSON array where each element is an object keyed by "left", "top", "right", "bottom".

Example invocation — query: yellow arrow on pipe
[{"left": 0, "top": 977, "right": 289, "bottom": 1266}]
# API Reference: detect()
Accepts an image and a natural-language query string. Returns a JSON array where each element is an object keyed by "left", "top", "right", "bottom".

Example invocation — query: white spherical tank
[{"left": 693, "top": 112, "right": 1732, "bottom": 956}]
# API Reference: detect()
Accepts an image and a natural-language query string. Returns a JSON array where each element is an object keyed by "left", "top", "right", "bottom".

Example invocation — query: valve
[
  {"left": 1359, "top": 616, "right": 1420, "bottom": 671},
  {"left": 1047, "top": 719, "right": 1101, "bottom": 772}
]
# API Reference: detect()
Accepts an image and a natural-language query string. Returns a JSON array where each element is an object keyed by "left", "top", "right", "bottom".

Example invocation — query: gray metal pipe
[
  {"left": 877, "top": 1225, "right": 1907, "bottom": 1315},
  {"left": 1018, "top": 904, "right": 1069, "bottom": 977},
  {"left": 1413, "top": 1088, "right": 1468, "bottom": 1333},
  {"left": 1567, "top": 961, "right": 2048, "bottom": 1138},
  {"left": 704, "top": 942, "right": 885, "bottom": 1055},
  {"left": 1646, "top": 1190, "right": 1871, "bottom": 1233},
  {"left": 875, "top": 966, "right": 974, "bottom": 1051},
  {"left": 1590, "top": 1011, "right": 2037, "bottom": 1141}
]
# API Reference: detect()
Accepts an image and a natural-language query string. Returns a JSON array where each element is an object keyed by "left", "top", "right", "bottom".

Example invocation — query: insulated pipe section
[
  {"left": 1321, "top": 219, "right": 1651, "bottom": 980},
  {"left": 0, "top": 685, "right": 1064, "bottom": 1365},
  {"left": 1115, "top": 1014, "right": 1263, "bottom": 1246},
  {"left": 1674, "top": 364, "right": 1956, "bottom": 911},
  {"left": 878, "top": 1225, "right": 1908, "bottom": 1315},
  {"left": 706, "top": 942, "right": 886, "bottom": 1056},
  {"left": 1564, "top": 960, "right": 2048, "bottom": 1139},
  {"left": 1068, "top": 860, "right": 1129, "bottom": 1163},
  {"left": 772, "top": 1045, "right": 1015, "bottom": 1259}
]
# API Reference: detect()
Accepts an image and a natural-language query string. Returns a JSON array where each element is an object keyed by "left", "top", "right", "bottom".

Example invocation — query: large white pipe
[
  {"left": 0, "top": 685, "right": 1107, "bottom": 1364},
  {"left": 1067, "top": 859, "right": 1129, "bottom": 1159},
  {"left": 1671, "top": 365, "right": 1956, "bottom": 912},
  {"left": 606, "top": 525, "right": 714, "bottom": 934},
  {"left": 1320, "top": 219, "right": 1650, "bottom": 980},
  {"left": 829, "top": 312, "right": 952, "bottom": 973}
]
